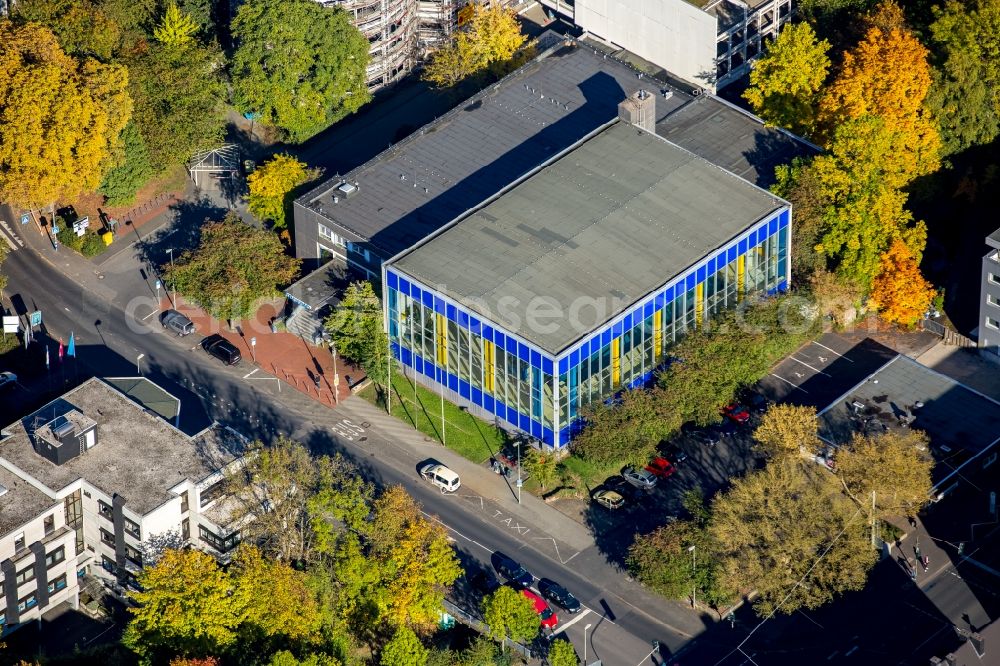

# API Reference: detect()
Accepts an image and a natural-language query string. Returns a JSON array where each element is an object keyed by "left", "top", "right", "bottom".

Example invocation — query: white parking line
[
  {"left": 141, "top": 310, "right": 158, "bottom": 321},
  {"left": 243, "top": 368, "right": 259, "bottom": 379},
  {"left": 770, "top": 373, "right": 808, "bottom": 393},
  {"left": 557, "top": 607, "right": 592, "bottom": 631},
  {"left": 812, "top": 340, "right": 853, "bottom": 361},
  {"left": 789, "top": 356, "right": 832, "bottom": 376}
]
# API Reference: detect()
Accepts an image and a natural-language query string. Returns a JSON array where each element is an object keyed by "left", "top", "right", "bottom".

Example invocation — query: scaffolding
[{"left": 325, "top": 0, "right": 418, "bottom": 90}]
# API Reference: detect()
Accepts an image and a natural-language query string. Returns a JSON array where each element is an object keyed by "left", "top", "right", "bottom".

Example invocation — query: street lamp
[
  {"left": 136, "top": 353, "right": 144, "bottom": 375},
  {"left": 689, "top": 544, "right": 696, "bottom": 609},
  {"left": 583, "top": 623, "right": 592, "bottom": 665},
  {"left": 514, "top": 440, "right": 522, "bottom": 504}
]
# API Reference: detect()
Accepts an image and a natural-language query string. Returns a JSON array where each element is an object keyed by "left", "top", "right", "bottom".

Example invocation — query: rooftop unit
[{"left": 33, "top": 409, "right": 98, "bottom": 466}]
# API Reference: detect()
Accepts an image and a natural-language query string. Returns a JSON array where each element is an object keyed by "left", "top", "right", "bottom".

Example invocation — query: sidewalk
[{"left": 161, "top": 295, "right": 362, "bottom": 406}]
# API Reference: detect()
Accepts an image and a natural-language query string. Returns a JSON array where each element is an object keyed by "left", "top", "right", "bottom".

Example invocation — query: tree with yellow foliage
[
  {"left": 0, "top": 21, "right": 132, "bottom": 210},
  {"left": 868, "top": 238, "right": 935, "bottom": 327},
  {"left": 423, "top": 5, "right": 527, "bottom": 87},
  {"left": 836, "top": 429, "right": 934, "bottom": 521},
  {"left": 154, "top": 1, "right": 200, "bottom": 46},
  {"left": 817, "top": 5, "right": 941, "bottom": 184},
  {"left": 247, "top": 154, "right": 320, "bottom": 229},
  {"left": 743, "top": 22, "right": 831, "bottom": 138},
  {"left": 753, "top": 403, "right": 822, "bottom": 460}
]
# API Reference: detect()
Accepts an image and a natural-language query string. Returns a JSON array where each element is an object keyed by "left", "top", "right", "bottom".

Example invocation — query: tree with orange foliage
[
  {"left": 869, "top": 239, "right": 935, "bottom": 327},
  {"left": 817, "top": 1, "right": 940, "bottom": 186},
  {"left": 170, "top": 658, "right": 220, "bottom": 666}
]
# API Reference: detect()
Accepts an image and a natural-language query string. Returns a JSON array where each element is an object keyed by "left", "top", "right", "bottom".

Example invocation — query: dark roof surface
[
  {"left": 297, "top": 35, "right": 814, "bottom": 259},
  {"left": 390, "top": 121, "right": 786, "bottom": 353}
]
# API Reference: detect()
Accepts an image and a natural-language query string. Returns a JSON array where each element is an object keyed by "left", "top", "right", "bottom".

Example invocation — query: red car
[
  {"left": 721, "top": 403, "right": 751, "bottom": 424},
  {"left": 644, "top": 456, "right": 676, "bottom": 479},
  {"left": 522, "top": 589, "right": 558, "bottom": 629}
]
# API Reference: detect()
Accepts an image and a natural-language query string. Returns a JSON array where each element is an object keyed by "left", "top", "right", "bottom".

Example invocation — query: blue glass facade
[{"left": 384, "top": 208, "right": 790, "bottom": 448}]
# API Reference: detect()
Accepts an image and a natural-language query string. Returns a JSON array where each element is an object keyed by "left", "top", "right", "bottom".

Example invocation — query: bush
[{"left": 80, "top": 232, "right": 107, "bottom": 257}]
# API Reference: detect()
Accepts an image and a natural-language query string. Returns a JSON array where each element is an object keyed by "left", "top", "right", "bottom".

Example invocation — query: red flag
[{"left": 58, "top": 339, "right": 64, "bottom": 361}]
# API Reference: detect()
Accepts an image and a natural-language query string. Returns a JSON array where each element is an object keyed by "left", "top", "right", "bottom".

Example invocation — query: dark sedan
[
  {"left": 538, "top": 578, "right": 581, "bottom": 614},
  {"left": 201, "top": 334, "right": 242, "bottom": 366}
]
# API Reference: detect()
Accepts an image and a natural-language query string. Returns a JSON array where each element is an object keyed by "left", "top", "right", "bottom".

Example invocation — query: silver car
[
  {"left": 160, "top": 309, "right": 195, "bottom": 336},
  {"left": 621, "top": 466, "right": 657, "bottom": 490}
]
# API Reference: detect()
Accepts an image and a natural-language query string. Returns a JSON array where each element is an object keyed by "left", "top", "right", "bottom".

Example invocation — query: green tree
[
  {"left": 99, "top": 121, "right": 155, "bottom": 205},
  {"left": 710, "top": 459, "right": 877, "bottom": 616},
  {"left": 743, "top": 22, "right": 831, "bottom": 137},
  {"left": 164, "top": 212, "right": 300, "bottom": 322},
  {"left": 324, "top": 281, "right": 391, "bottom": 400},
  {"left": 0, "top": 21, "right": 132, "bottom": 209},
  {"left": 927, "top": 0, "right": 1000, "bottom": 155},
  {"left": 753, "top": 403, "right": 821, "bottom": 459},
  {"left": 380, "top": 627, "right": 428, "bottom": 666},
  {"left": 481, "top": 586, "right": 539, "bottom": 646},
  {"left": 547, "top": 638, "right": 578, "bottom": 666},
  {"left": 0, "top": 240, "right": 8, "bottom": 298},
  {"left": 835, "top": 429, "right": 934, "bottom": 521},
  {"left": 231, "top": 0, "right": 370, "bottom": 142},
  {"left": 123, "top": 549, "right": 240, "bottom": 661},
  {"left": 247, "top": 154, "right": 320, "bottom": 229},
  {"left": 423, "top": 5, "right": 527, "bottom": 87},
  {"left": 230, "top": 545, "right": 323, "bottom": 644},
  {"left": 572, "top": 388, "right": 677, "bottom": 469},
  {"left": 268, "top": 652, "right": 342, "bottom": 666},
  {"left": 13, "top": 0, "right": 122, "bottom": 61},
  {"left": 128, "top": 40, "right": 227, "bottom": 169},
  {"left": 154, "top": 1, "right": 199, "bottom": 46},
  {"left": 522, "top": 447, "right": 559, "bottom": 490}
]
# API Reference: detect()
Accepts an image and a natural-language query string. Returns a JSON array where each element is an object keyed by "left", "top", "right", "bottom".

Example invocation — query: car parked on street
[
  {"left": 644, "top": 456, "right": 676, "bottom": 479},
  {"left": 0, "top": 371, "right": 17, "bottom": 392},
  {"left": 721, "top": 403, "right": 751, "bottom": 424},
  {"left": 592, "top": 489, "right": 625, "bottom": 510},
  {"left": 522, "top": 589, "right": 558, "bottom": 628},
  {"left": 419, "top": 463, "right": 461, "bottom": 492},
  {"left": 160, "top": 309, "right": 196, "bottom": 336},
  {"left": 660, "top": 441, "right": 688, "bottom": 464},
  {"left": 491, "top": 552, "right": 534, "bottom": 589},
  {"left": 538, "top": 578, "right": 581, "bottom": 614},
  {"left": 621, "top": 466, "right": 657, "bottom": 490},
  {"left": 201, "top": 334, "right": 241, "bottom": 365}
]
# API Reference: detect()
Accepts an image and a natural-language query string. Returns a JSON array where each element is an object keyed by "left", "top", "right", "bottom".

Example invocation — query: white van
[{"left": 419, "top": 463, "right": 461, "bottom": 493}]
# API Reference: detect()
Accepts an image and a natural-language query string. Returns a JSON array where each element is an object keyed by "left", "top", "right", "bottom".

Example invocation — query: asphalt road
[{"left": 0, "top": 225, "right": 704, "bottom": 664}]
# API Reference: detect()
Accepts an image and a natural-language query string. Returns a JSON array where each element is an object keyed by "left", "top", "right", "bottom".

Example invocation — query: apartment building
[
  {"left": 0, "top": 378, "right": 250, "bottom": 637},
  {"left": 980, "top": 228, "right": 1000, "bottom": 358}
]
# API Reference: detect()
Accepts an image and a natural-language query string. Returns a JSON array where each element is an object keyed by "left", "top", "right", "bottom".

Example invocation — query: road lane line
[
  {"left": 141, "top": 310, "right": 157, "bottom": 321},
  {"left": 790, "top": 356, "right": 832, "bottom": 376},
  {"left": 812, "top": 340, "right": 853, "bottom": 361},
  {"left": 769, "top": 373, "right": 808, "bottom": 393},
  {"left": 556, "top": 608, "right": 591, "bottom": 631}
]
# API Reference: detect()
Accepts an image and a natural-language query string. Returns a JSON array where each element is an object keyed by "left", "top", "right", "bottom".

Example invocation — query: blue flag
[{"left": 67, "top": 332, "right": 76, "bottom": 358}]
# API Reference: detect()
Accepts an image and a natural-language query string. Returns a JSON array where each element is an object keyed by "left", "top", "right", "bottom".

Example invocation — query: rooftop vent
[
  {"left": 618, "top": 90, "right": 656, "bottom": 133},
  {"left": 336, "top": 181, "right": 359, "bottom": 198}
]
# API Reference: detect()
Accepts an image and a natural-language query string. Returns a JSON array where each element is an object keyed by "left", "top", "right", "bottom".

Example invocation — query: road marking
[
  {"left": 141, "top": 310, "right": 158, "bottom": 321},
  {"left": 790, "top": 356, "right": 832, "bottom": 376},
  {"left": 0, "top": 219, "right": 24, "bottom": 250},
  {"left": 243, "top": 368, "right": 259, "bottom": 379},
  {"left": 769, "top": 373, "right": 808, "bottom": 393},
  {"left": 557, "top": 608, "right": 592, "bottom": 631},
  {"left": 812, "top": 340, "right": 852, "bottom": 361},
  {"left": 331, "top": 419, "right": 365, "bottom": 440}
]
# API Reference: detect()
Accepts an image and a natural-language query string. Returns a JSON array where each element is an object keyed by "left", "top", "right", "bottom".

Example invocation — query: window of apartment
[
  {"left": 181, "top": 518, "right": 190, "bottom": 540},
  {"left": 98, "top": 500, "right": 114, "bottom": 522},
  {"left": 123, "top": 518, "right": 140, "bottom": 540},
  {"left": 989, "top": 294, "right": 1000, "bottom": 307},
  {"left": 43, "top": 514, "right": 55, "bottom": 536},
  {"left": 125, "top": 544, "right": 143, "bottom": 567},
  {"left": 15, "top": 565, "right": 35, "bottom": 586},
  {"left": 17, "top": 592, "right": 37, "bottom": 613},
  {"left": 198, "top": 525, "right": 240, "bottom": 553},
  {"left": 180, "top": 491, "right": 189, "bottom": 513},
  {"left": 199, "top": 481, "right": 226, "bottom": 508},
  {"left": 45, "top": 546, "right": 65, "bottom": 569},
  {"left": 64, "top": 489, "right": 84, "bottom": 555},
  {"left": 101, "top": 555, "right": 116, "bottom": 573},
  {"left": 99, "top": 528, "right": 116, "bottom": 548},
  {"left": 47, "top": 574, "right": 67, "bottom": 594},
  {"left": 987, "top": 317, "right": 1000, "bottom": 330},
  {"left": 991, "top": 273, "right": 1000, "bottom": 286},
  {"left": 318, "top": 224, "right": 346, "bottom": 247},
  {"left": 14, "top": 532, "right": 25, "bottom": 551}
]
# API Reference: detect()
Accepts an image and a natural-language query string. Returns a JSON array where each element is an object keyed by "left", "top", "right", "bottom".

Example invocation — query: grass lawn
[{"left": 360, "top": 370, "right": 508, "bottom": 464}]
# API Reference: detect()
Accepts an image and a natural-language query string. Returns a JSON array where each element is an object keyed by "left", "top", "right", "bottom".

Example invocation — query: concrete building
[
  {"left": 287, "top": 35, "right": 813, "bottom": 341},
  {"left": 553, "top": 0, "right": 792, "bottom": 91},
  {"left": 817, "top": 354, "right": 1000, "bottom": 498},
  {"left": 0, "top": 378, "right": 250, "bottom": 636},
  {"left": 382, "top": 103, "right": 790, "bottom": 448},
  {"left": 978, "top": 227, "right": 1000, "bottom": 358}
]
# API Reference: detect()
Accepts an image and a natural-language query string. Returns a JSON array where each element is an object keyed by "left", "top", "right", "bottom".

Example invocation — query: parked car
[
  {"left": 491, "top": 552, "right": 534, "bottom": 589},
  {"left": 160, "top": 309, "right": 196, "bottom": 336},
  {"left": 522, "top": 589, "right": 558, "bottom": 628},
  {"left": 419, "top": 463, "right": 461, "bottom": 492},
  {"left": 201, "top": 334, "right": 242, "bottom": 365},
  {"left": 538, "top": 578, "right": 581, "bottom": 614},
  {"left": 621, "top": 466, "right": 657, "bottom": 490},
  {"left": 0, "top": 371, "right": 17, "bottom": 391},
  {"left": 644, "top": 456, "right": 676, "bottom": 479},
  {"left": 592, "top": 489, "right": 625, "bottom": 510},
  {"left": 748, "top": 392, "right": 770, "bottom": 414},
  {"left": 660, "top": 442, "right": 689, "bottom": 465},
  {"left": 693, "top": 430, "right": 720, "bottom": 448},
  {"left": 721, "top": 403, "right": 751, "bottom": 424}
]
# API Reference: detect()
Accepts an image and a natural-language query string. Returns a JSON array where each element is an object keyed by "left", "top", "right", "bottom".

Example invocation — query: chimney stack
[{"left": 618, "top": 89, "right": 656, "bottom": 134}]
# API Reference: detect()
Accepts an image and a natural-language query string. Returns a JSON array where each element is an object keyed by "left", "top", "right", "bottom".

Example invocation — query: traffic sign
[
  {"left": 20, "top": 212, "right": 30, "bottom": 225},
  {"left": 29, "top": 311, "right": 42, "bottom": 327}
]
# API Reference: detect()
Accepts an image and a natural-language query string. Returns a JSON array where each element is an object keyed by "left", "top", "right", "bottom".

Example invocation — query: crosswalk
[{"left": 0, "top": 219, "right": 25, "bottom": 251}]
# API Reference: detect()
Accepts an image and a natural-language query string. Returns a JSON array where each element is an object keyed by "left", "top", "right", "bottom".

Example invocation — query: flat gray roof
[
  {"left": 0, "top": 379, "right": 246, "bottom": 515},
  {"left": 818, "top": 355, "right": 1000, "bottom": 485},
  {"left": 296, "top": 36, "right": 813, "bottom": 259},
  {"left": 987, "top": 227, "right": 1000, "bottom": 250},
  {"left": 390, "top": 120, "right": 786, "bottom": 353},
  {"left": 103, "top": 377, "right": 180, "bottom": 423},
  {"left": 0, "top": 466, "right": 59, "bottom": 539}
]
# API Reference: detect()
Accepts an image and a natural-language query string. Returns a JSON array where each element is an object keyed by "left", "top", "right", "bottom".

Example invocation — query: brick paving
[{"left": 160, "top": 295, "right": 363, "bottom": 406}]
